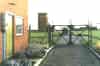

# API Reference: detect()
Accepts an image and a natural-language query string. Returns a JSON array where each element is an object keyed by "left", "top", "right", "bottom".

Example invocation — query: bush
[{"left": 24, "top": 47, "right": 46, "bottom": 59}]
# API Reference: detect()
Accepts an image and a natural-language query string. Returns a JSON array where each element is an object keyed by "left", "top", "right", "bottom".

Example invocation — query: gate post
[
  {"left": 88, "top": 22, "right": 92, "bottom": 46},
  {"left": 48, "top": 25, "right": 52, "bottom": 47},
  {"left": 88, "top": 23, "right": 92, "bottom": 47},
  {"left": 88, "top": 25, "right": 90, "bottom": 46},
  {"left": 68, "top": 25, "right": 73, "bottom": 45}
]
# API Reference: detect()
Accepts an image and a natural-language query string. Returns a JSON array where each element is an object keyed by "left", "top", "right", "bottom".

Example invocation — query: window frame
[{"left": 16, "top": 16, "right": 24, "bottom": 36}]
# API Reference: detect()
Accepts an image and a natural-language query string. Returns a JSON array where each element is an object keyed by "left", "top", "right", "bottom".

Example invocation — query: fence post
[{"left": 28, "top": 25, "right": 31, "bottom": 44}]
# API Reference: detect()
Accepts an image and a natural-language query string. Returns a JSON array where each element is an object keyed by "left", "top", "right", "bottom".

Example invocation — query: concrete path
[
  {"left": 56, "top": 35, "right": 83, "bottom": 45},
  {"left": 40, "top": 45, "right": 100, "bottom": 66},
  {"left": 40, "top": 35, "right": 100, "bottom": 66}
]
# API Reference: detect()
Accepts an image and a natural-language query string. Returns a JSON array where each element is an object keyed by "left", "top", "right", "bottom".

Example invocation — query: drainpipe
[
  {"left": 28, "top": 25, "right": 31, "bottom": 44},
  {"left": 0, "top": 13, "right": 6, "bottom": 62},
  {"left": 2, "top": 32, "right": 6, "bottom": 62}
]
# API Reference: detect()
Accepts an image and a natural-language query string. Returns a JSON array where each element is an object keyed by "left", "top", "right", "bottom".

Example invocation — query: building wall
[
  {"left": 13, "top": 0, "right": 28, "bottom": 52},
  {"left": 0, "top": 32, "right": 2, "bottom": 62},
  {"left": 38, "top": 13, "right": 48, "bottom": 31},
  {"left": 0, "top": 0, "right": 28, "bottom": 62}
]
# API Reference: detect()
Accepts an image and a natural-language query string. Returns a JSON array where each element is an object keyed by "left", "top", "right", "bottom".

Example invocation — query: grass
[
  {"left": 30, "top": 32, "right": 48, "bottom": 37},
  {"left": 29, "top": 30, "right": 100, "bottom": 48},
  {"left": 92, "top": 30, "right": 100, "bottom": 38},
  {"left": 29, "top": 30, "right": 100, "bottom": 55},
  {"left": 53, "top": 31, "right": 61, "bottom": 36},
  {"left": 73, "top": 30, "right": 100, "bottom": 47},
  {"left": 30, "top": 32, "right": 48, "bottom": 45},
  {"left": 73, "top": 30, "right": 100, "bottom": 38},
  {"left": 29, "top": 31, "right": 62, "bottom": 47},
  {"left": 92, "top": 30, "right": 100, "bottom": 47}
]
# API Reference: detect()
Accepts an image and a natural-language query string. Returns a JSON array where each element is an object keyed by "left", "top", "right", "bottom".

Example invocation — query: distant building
[{"left": 38, "top": 13, "right": 48, "bottom": 31}]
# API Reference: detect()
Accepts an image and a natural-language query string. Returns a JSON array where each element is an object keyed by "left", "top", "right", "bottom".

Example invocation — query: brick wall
[
  {"left": 0, "top": 32, "right": 2, "bottom": 62},
  {"left": 0, "top": 0, "right": 28, "bottom": 62},
  {"left": 38, "top": 13, "right": 48, "bottom": 31}
]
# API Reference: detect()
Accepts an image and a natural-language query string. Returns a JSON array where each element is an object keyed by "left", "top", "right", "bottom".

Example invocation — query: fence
[{"left": 91, "top": 30, "right": 100, "bottom": 49}]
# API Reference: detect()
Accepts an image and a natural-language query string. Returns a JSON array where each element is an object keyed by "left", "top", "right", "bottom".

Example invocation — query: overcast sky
[{"left": 28, "top": 0, "right": 100, "bottom": 29}]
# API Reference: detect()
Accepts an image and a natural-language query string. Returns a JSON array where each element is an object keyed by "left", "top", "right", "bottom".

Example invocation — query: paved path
[
  {"left": 40, "top": 35, "right": 100, "bottom": 66},
  {"left": 56, "top": 35, "right": 83, "bottom": 45},
  {"left": 40, "top": 45, "right": 100, "bottom": 66}
]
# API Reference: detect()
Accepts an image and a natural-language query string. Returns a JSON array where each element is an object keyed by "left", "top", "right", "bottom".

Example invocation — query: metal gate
[{"left": 48, "top": 24, "right": 92, "bottom": 47}]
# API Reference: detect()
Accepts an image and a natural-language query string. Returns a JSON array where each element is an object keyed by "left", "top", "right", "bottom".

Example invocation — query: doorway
[{"left": 2, "top": 12, "right": 14, "bottom": 60}]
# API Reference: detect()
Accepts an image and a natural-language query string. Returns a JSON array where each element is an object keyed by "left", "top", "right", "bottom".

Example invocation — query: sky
[{"left": 28, "top": 0, "right": 100, "bottom": 29}]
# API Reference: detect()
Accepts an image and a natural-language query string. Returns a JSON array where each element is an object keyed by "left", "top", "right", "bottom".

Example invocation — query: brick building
[
  {"left": 0, "top": 0, "right": 28, "bottom": 62},
  {"left": 38, "top": 13, "right": 48, "bottom": 31}
]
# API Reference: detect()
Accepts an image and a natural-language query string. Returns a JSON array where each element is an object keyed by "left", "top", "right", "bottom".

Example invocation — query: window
[{"left": 16, "top": 16, "right": 23, "bottom": 36}]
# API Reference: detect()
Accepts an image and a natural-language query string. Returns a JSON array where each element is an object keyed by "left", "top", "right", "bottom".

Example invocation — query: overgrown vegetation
[
  {"left": 29, "top": 31, "right": 48, "bottom": 48},
  {"left": 29, "top": 31, "right": 62, "bottom": 47}
]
